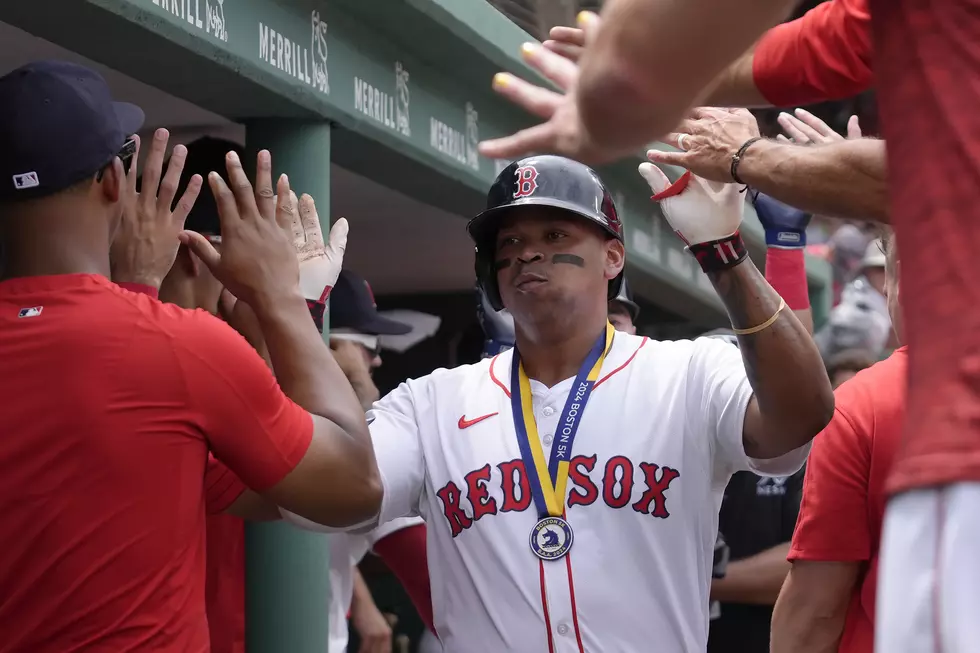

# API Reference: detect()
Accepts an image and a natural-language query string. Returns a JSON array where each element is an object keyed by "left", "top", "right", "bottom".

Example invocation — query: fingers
[
  {"left": 178, "top": 230, "right": 221, "bottom": 270},
  {"left": 577, "top": 10, "right": 601, "bottom": 44},
  {"left": 638, "top": 162, "right": 672, "bottom": 194},
  {"left": 776, "top": 112, "right": 814, "bottom": 144},
  {"left": 664, "top": 132, "right": 700, "bottom": 151},
  {"left": 542, "top": 40, "right": 585, "bottom": 62},
  {"left": 158, "top": 143, "right": 188, "bottom": 213},
  {"left": 549, "top": 25, "right": 586, "bottom": 48},
  {"left": 793, "top": 108, "right": 840, "bottom": 140},
  {"left": 846, "top": 114, "right": 863, "bottom": 139},
  {"left": 299, "top": 194, "right": 325, "bottom": 248},
  {"left": 253, "top": 150, "right": 276, "bottom": 222},
  {"left": 491, "top": 73, "right": 563, "bottom": 119},
  {"left": 645, "top": 149, "right": 691, "bottom": 170},
  {"left": 171, "top": 174, "right": 203, "bottom": 230},
  {"left": 217, "top": 288, "right": 238, "bottom": 323},
  {"left": 325, "top": 217, "right": 349, "bottom": 262},
  {"left": 222, "top": 150, "right": 257, "bottom": 219},
  {"left": 208, "top": 170, "right": 242, "bottom": 230},
  {"left": 478, "top": 121, "right": 558, "bottom": 160},
  {"left": 776, "top": 134, "right": 792, "bottom": 144},
  {"left": 520, "top": 42, "right": 578, "bottom": 92},
  {"left": 274, "top": 174, "right": 295, "bottom": 232},
  {"left": 141, "top": 128, "right": 170, "bottom": 200}
]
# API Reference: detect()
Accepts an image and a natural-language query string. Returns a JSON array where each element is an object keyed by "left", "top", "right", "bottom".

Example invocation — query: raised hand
[
  {"left": 645, "top": 107, "right": 762, "bottom": 184},
  {"left": 542, "top": 15, "right": 599, "bottom": 63},
  {"left": 776, "top": 108, "right": 862, "bottom": 145},
  {"left": 638, "top": 163, "right": 744, "bottom": 246},
  {"left": 110, "top": 128, "right": 203, "bottom": 288},
  {"left": 478, "top": 11, "right": 618, "bottom": 163},
  {"left": 287, "top": 191, "right": 348, "bottom": 333},
  {"left": 177, "top": 150, "right": 300, "bottom": 310}
]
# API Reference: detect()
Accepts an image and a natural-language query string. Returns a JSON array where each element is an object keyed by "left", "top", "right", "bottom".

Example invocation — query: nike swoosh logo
[{"left": 458, "top": 412, "right": 499, "bottom": 429}]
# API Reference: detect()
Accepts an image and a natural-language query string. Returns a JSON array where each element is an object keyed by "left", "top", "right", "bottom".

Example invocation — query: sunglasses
[{"left": 96, "top": 137, "right": 138, "bottom": 182}]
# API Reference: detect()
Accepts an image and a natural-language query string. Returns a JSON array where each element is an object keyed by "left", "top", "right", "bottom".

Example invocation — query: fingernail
[
  {"left": 227, "top": 151, "right": 239, "bottom": 163},
  {"left": 520, "top": 42, "right": 537, "bottom": 56},
  {"left": 155, "top": 128, "right": 167, "bottom": 139},
  {"left": 173, "top": 144, "right": 186, "bottom": 156},
  {"left": 493, "top": 73, "right": 510, "bottom": 88},
  {"left": 577, "top": 11, "right": 590, "bottom": 26},
  {"left": 794, "top": 107, "right": 807, "bottom": 115},
  {"left": 778, "top": 112, "right": 790, "bottom": 121}
]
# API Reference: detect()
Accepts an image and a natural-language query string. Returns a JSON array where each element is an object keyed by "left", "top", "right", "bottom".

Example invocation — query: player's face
[{"left": 493, "top": 207, "right": 624, "bottom": 322}]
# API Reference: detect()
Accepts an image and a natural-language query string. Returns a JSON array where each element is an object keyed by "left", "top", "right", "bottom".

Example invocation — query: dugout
[{"left": 0, "top": 1, "right": 832, "bottom": 651}]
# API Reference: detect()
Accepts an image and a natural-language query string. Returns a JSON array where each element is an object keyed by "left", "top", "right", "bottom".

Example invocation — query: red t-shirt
[
  {"left": 866, "top": 0, "right": 980, "bottom": 493},
  {"left": 789, "top": 347, "right": 906, "bottom": 653},
  {"left": 0, "top": 274, "right": 312, "bottom": 652},
  {"left": 753, "top": 0, "right": 872, "bottom": 107}
]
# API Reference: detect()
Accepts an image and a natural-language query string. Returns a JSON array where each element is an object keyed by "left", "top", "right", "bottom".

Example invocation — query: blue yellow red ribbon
[{"left": 511, "top": 323, "right": 614, "bottom": 517}]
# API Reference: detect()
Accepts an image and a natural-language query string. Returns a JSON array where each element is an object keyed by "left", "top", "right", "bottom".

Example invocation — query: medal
[
  {"left": 530, "top": 516, "right": 574, "bottom": 560},
  {"left": 511, "top": 323, "right": 614, "bottom": 560}
]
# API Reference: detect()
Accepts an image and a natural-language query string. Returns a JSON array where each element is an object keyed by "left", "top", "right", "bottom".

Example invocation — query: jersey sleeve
[
  {"left": 752, "top": 0, "right": 873, "bottom": 107},
  {"left": 174, "top": 313, "right": 314, "bottom": 493},
  {"left": 789, "top": 387, "right": 873, "bottom": 561},
  {"left": 367, "top": 381, "right": 426, "bottom": 525},
  {"left": 689, "top": 337, "right": 808, "bottom": 478}
]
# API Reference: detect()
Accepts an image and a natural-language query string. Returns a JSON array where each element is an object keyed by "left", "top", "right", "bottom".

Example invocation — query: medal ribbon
[{"left": 511, "top": 323, "right": 614, "bottom": 518}]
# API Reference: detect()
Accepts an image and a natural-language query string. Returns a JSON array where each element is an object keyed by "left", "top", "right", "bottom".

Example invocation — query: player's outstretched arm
[
  {"left": 646, "top": 108, "right": 888, "bottom": 223},
  {"left": 575, "top": 0, "right": 797, "bottom": 152},
  {"left": 180, "top": 150, "right": 381, "bottom": 528},
  {"left": 642, "top": 165, "right": 834, "bottom": 459}
]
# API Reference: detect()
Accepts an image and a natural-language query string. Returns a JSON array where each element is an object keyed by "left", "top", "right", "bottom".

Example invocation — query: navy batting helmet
[{"left": 467, "top": 155, "right": 625, "bottom": 312}]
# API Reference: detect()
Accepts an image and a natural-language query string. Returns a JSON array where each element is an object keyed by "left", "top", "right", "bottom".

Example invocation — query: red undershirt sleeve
[{"left": 752, "top": 0, "right": 873, "bottom": 107}]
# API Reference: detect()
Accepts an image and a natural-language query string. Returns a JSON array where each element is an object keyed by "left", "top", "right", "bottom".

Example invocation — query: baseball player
[{"left": 287, "top": 155, "right": 832, "bottom": 652}]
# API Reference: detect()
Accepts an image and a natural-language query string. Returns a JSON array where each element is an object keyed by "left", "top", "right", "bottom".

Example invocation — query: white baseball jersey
[
  {"left": 327, "top": 516, "right": 424, "bottom": 653},
  {"left": 291, "top": 332, "right": 808, "bottom": 652}
]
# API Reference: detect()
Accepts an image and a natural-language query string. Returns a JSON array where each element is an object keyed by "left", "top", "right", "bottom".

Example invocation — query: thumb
[
  {"left": 847, "top": 114, "right": 862, "bottom": 139},
  {"left": 326, "top": 217, "right": 349, "bottom": 260},
  {"left": 178, "top": 230, "right": 221, "bottom": 271},
  {"left": 638, "top": 162, "right": 671, "bottom": 195}
]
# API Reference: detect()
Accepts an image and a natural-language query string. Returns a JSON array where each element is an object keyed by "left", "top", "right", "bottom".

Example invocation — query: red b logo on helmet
[{"left": 513, "top": 165, "right": 539, "bottom": 199}]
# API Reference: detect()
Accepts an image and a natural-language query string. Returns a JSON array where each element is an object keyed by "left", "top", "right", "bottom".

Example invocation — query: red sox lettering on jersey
[{"left": 436, "top": 455, "right": 682, "bottom": 538}]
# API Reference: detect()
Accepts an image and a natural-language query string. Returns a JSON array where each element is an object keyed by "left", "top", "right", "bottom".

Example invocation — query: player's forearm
[
  {"left": 252, "top": 292, "right": 373, "bottom": 458},
  {"left": 709, "top": 542, "right": 790, "bottom": 605},
  {"left": 710, "top": 259, "right": 834, "bottom": 458},
  {"left": 771, "top": 565, "right": 853, "bottom": 653},
  {"left": 704, "top": 48, "right": 771, "bottom": 108},
  {"left": 577, "top": 0, "right": 795, "bottom": 149},
  {"left": 738, "top": 138, "right": 888, "bottom": 222}
]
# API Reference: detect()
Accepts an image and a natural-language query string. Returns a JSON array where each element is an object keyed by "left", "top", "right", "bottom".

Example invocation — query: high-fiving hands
[
  {"left": 110, "top": 128, "right": 203, "bottom": 289},
  {"left": 776, "top": 108, "right": 862, "bottom": 145}
]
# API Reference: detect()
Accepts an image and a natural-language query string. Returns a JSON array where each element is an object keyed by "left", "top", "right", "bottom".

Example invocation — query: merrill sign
[
  {"left": 151, "top": 0, "right": 228, "bottom": 42},
  {"left": 258, "top": 10, "right": 329, "bottom": 94},
  {"left": 353, "top": 62, "right": 411, "bottom": 137},
  {"left": 429, "top": 102, "right": 480, "bottom": 172}
]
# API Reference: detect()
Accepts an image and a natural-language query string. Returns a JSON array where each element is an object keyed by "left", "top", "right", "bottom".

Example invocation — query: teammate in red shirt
[
  {"left": 770, "top": 236, "right": 902, "bottom": 653},
  {"left": 0, "top": 61, "right": 380, "bottom": 652}
]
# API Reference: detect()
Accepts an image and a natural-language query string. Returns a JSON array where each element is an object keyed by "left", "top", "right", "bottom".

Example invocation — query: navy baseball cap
[
  {"left": 0, "top": 60, "right": 144, "bottom": 202},
  {"left": 330, "top": 270, "right": 412, "bottom": 336}
]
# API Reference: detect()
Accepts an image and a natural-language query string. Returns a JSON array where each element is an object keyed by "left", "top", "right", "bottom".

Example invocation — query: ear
[
  {"left": 100, "top": 157, "right": 126, "bottom": 205},
  {"left": 604, "top": 238, "right": 626, "bottom": 281}
]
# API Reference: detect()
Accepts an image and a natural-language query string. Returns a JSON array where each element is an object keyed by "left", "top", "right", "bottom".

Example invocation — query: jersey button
[
  {"left": 543, "top": 435, "right": 553, "bottom": 446},
  {"left": 542, "top": 406, "right": 555, "bottom": 417},
  {"left": 557, "top": 623, "right": 570, "bottom": 636}
]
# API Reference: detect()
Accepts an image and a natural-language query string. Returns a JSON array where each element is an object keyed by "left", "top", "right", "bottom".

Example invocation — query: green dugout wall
[{"left": 0, "top": 0, "right": 832, "bottom": 650}]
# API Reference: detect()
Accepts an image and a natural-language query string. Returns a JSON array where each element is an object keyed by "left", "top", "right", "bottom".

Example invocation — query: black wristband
[
  {"left": 687, "top": 231, "right": 749, "bottom": 273},
  {"left": 306, "top": 299, "right": 326, "bottom": 333},
  {"left": 730, "top": 136, "right": 763, "bottom": 185}
]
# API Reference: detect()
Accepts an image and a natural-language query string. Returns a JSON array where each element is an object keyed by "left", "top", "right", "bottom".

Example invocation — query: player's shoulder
[{"left": 107, "top": 283, "right": 246, "bottom": 356}]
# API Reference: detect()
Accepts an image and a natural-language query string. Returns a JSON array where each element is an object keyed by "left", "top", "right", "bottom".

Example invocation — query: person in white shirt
[{"left": 289, "top": 155, "right": 833, "bottom": 652}]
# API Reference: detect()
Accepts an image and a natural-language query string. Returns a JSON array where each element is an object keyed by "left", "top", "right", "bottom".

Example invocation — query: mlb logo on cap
[
  {"left": 12, "top": 172, "right": 39, "bottom": 190},
  {"left": 18, "top": 306, "right": 43, "bottom": 318}
]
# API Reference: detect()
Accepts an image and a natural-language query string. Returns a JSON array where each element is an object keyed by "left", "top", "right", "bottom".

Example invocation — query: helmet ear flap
[{"left": 474, "top": 245, "right": 505, "bottom": 312}]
